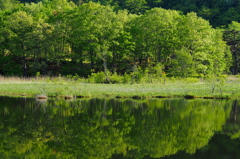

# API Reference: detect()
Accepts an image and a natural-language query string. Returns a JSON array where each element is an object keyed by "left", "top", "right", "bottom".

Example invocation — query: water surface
[{"left": 0, "top": 96, "right": 239, "bottom": 158}]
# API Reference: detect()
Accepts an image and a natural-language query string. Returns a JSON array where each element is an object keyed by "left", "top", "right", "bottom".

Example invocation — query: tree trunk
[
  {"left": 231, "top": 100, "right": 238, "bottom": 122},
  {"left": 233, "top": 52, "right": 239, "bottom": 75},
  {"left": 90, "top": 47, "right": 95, "bottom": 70},
  {"left": 103, "top": 58, "right": 110, "bottom": 83},
  {"left": 235, "top": 61, "right": 239, "bottom": 75},
  {"left": 23, "top": 54, "right": 27, "bottom": 77}
]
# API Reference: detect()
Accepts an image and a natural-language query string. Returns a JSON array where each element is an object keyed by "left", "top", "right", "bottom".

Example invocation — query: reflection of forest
[
  {"left": 0, "top": 97, "right": 237, "bottom": 158},
  {"left": 223, "top": 100, "right": 240, "bottom": 139},
  {"left": 161, "top": 133, "right": 240, "bottom": 159}
]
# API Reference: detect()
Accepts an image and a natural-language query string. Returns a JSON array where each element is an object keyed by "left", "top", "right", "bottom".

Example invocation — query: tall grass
[{"left": 1, "top": 75, "right": 240, "bottom": 99}]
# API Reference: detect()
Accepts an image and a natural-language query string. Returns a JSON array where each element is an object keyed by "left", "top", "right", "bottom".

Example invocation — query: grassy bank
[{"left": 1, "top": 76, "right": 240, "bottom": 99}]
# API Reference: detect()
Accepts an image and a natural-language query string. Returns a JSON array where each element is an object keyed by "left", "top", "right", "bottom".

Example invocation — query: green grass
[{"left": 1, "top": 76, "right": 240, "bottom": 99}]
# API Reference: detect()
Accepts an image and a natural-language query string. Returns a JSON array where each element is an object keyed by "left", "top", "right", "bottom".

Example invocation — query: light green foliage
[
  {"left": 88, "top": 71, "right": 106, "bottom": 83},
  {"left": 2, "top": 11, "right": 35, "bottom": 75},
  {"left": 0, "top": 0, "right": 22, "bottom": 11},
  {"left": 88, "top": 71, "right": 130, "bottom": 84},
  {"left": 228, "top": 21, "right": 240, "bottom": 30},
  {"left": 173, "top": 12, "right": 230, "bottom": 76},
  {"left": 130, "top": 8, "right": 181, "bottom": 64},
  {"left": 0, "top": 0, "right": 233, "bottom": 78},
  {"left": 69, "top": 2, "right": 127, "bottom": 76},
  {"left": 129, "top": 9, "right": 230, "bottom": 77},
  {"left": 170, "top": 48, "right": 195, "bottom": 77},
  {"left": 5, "top": 11, "right": 34, "bottom": 34}
]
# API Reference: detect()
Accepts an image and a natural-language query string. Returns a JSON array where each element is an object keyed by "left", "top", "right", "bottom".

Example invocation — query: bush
[
  {"left": 86, "top": 71, "right": 202, "bottom": 84},
  {"left": 88, "top": 72, "right": 106, "bottom": 83},
  {"left": 184, "top": 77, "right": 200, "bottom": 83},
  {"left": 109, "top": 72, "right": 123, "bottom": 83},
  {"left": 131, "top": 66, "right": 143, "bottom": 84},
  {"left": 122, "top": 73, "right": 131, "bottom": 84}
]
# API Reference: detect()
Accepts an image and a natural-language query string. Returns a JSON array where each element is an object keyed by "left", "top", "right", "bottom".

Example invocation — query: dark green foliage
[
  {"left": 223, "top": 21, "right": 240, "bottom": 75},
  {"left": 0, "top": 56, "right": 22, "bottom": 75},
  {"left": 15, "top": 0, "right": 240, "bottom": 27}
]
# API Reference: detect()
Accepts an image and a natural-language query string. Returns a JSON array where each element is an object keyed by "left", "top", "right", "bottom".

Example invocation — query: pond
[{"left": 0, "top": 96, "right": 240, "bottom": 158}]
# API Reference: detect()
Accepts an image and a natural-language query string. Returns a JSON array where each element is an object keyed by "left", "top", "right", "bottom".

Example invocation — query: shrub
[
  {"left": 88, "top": 72, "right": 106, "bottom": 83},
  {"left": 122, "top": 73, "right": 131, "bottom": 84},
  {"left": 184, "top": 77, "right": 200, "bottom": 83},
  {"left": 109, "top": 72, "right": 123, "bottom": 83}
]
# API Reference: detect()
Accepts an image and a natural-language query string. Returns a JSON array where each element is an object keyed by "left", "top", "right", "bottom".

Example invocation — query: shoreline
[
  {"left": 0, "top": 82, "right": 238, "bottom": 100},
  {"left": 0, "top": 93, "right": 232, "bottom": 100}
]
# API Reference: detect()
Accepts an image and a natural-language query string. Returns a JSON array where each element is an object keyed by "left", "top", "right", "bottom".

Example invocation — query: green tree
[
  {"left": 129, "top": 8, "right": 230, "bottom": 77},
  {"left": 0, "top": 0, "right": 22, "bottom": 11},
  {"left": 3, "top": 11, "right": 35, "bottom": 76},
  {"left": 69, "top": 2, "right": 126, "bottom": 81},
  {"left": 173, "top": 12, "right": 231, "bottom": 76},
  {"left": 21, "top": 0, "right": 76, "bottom": 75},
  {"left": 129, "top": 8, "right": 181, "bottom": 69},
  {"left": 170, "top": 48, "right": 195, "bottom": 77}
]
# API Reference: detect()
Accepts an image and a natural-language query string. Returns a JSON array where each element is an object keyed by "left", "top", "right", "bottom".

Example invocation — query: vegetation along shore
[{"left": 1, "top": 76, "right": 240, "bottom": 99}]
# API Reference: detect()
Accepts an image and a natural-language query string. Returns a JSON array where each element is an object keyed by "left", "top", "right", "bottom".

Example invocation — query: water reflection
[{"left": 0, "top": 96, "right": 238, "bottom": 158}]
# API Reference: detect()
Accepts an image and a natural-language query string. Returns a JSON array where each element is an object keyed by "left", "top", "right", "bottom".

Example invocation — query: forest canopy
[{"left": 0, "top": 0, "right": 238, "bottom": 78}]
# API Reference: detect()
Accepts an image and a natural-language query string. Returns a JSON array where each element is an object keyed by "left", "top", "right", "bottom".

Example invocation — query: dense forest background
[
  {"left": 1, "top": 0, "right": 240, "bottom": 78},
  {"left": 17, "top": 0, "right": 240, "bottom": 27}
]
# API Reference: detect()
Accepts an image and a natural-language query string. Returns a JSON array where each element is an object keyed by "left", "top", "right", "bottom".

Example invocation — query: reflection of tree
[
  {"left": 162, "top": 134, "right": 240, "bottom": 159},
  {"left": 0, "top": 97, "right": 233, "bottom": 158},
  {"left": 223, "top": 100, "right": 240, "bottom": 139},
  {"left": 125, "top": 99, "right": 232, "bottom": 158},
  {"left": 230, "top": 100, "right": 238, "bottom": 122}
]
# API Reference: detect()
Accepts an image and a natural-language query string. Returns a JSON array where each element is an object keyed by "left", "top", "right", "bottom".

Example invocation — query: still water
[{"left": 0, "top": 96, "right": 239, "bottom": 159}]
